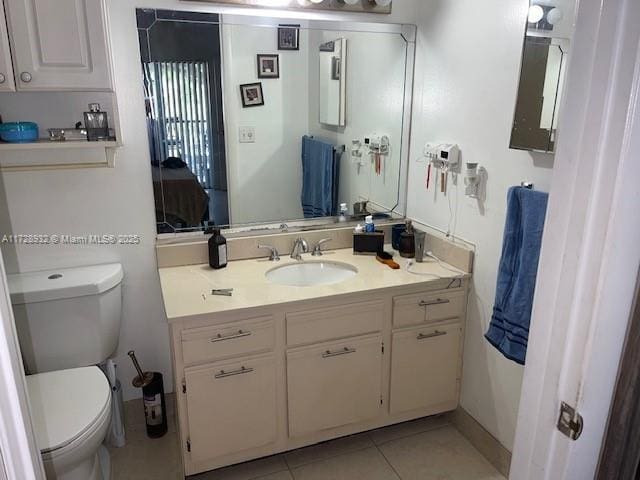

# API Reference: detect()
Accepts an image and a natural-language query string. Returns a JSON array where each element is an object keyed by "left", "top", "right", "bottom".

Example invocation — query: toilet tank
[{"left": 8, "top": 263, "right": 123, "bottom": 374}]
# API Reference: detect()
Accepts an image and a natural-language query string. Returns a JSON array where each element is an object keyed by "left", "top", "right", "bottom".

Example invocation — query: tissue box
[{"left": 353, "top": 231, "right": 384, "bottom": 255}]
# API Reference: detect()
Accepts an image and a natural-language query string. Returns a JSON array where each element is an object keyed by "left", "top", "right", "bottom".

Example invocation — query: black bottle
[
  {"left": 208, "top": 228, "right": 228, "bottom": 269},
  {"left": 399, "top": 220, "right": 416, "bottom": 258}
]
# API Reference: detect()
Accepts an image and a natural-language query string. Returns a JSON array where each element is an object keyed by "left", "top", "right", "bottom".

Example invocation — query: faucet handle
[
  {"left": 312, "top": 238, "right": 332, "bottom": 256},
  {"left": 258, "top": 244, "right": 280, "bottom": 261}
]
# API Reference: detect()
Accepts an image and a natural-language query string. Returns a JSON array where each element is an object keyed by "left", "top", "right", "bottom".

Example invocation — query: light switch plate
[{"left": 239, "top": 126, "right": 256, "bottom": 143}]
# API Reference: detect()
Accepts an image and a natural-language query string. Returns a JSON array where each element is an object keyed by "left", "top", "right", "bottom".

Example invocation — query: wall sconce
[{"left": 528, "top": 3, "right": 563, "bottom": 31}]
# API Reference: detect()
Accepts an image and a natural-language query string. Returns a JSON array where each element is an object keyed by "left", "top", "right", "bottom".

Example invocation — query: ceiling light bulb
[
  {"left": 343, "top": 0, "right": 360, "bottom": 5},
  {"left": 528, "top": 5, "right": 544, "bottom": 23},
  {"left": 309, "top": 0, "right": 324, "bottom": 3},
  {"left": 375, "top": 0, "right": 392, "bottom": 5},
  {"left": 547, "top": 7, "right": 563, "bottom": 25}
]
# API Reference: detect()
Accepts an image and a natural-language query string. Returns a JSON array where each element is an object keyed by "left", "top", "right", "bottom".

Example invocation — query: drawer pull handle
[
  {"left": 417, "top": 330, "right": 447, "bottom": 340},
  {"left": 210, "top": 330, "right": 251, "bottom": 343},
  {"left": 322, "top": 347, "right": 356, "bottom": 358},
  {"left": 418, "top": 298, "right": 450, "bottom": 307},
  {"left": 214, "top": 366, "right": 254, "bottom": 379}
]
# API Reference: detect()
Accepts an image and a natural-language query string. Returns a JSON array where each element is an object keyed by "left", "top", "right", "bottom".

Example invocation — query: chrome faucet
[
  {"left": 257, "top": 244, "right": 280, "bottom": 261},
  {"left": 290, "top": 238, "right": 309, "bottom": 260},
  {"left": 311, "top": 238, "right": 332, "bottom": 256}
]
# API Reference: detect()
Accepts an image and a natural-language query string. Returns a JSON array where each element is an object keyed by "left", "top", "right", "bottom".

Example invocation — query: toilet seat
[{"left": 26, "top": 366, "right": 111, "bottom": 454}]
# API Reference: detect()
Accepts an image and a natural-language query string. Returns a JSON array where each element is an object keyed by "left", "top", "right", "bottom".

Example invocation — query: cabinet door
[
  {"left": 5, "top": 0, "right": 112, "bottom": 91},
  {"left": 184, "top": 354, "right": 277, "bottom": 463},
  {"left": 390, "top": 323, "right": 462, "bottom": 415},
  {"left": 0, "top": 2, "right": 15, "bottom": 91},
  {"left": 287, "top": 334, "right": 383, "bottom": 437}
]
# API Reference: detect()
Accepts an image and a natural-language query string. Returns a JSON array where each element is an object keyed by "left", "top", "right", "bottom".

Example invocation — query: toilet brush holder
[{"left": 128, "top": 351, "right": 168, "bottom": 438}]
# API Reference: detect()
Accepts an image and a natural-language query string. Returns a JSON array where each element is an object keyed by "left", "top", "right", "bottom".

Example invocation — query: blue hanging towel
[
  {"left": 485, "top": 186, "right": 549, "bottom": 365},
  {"left": 301, "top": 135, "right": 340, "bottom": 218}
]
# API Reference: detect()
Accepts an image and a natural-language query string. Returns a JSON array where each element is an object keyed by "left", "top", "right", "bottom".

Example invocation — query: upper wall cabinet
[
  {"left": 0, "top": 2, "right": 15, "bottom": 91},
  {"left": 3, "top": 0, "right": 112, "bottom": 91}
]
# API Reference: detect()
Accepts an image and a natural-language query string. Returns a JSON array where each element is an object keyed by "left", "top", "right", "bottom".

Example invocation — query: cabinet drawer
[
  {"left": 390, "top": 323, "right": 461, "bottom": 415},
  {"left": 184, "top": 354, "right": 277, "bottom": 462},
  {"left": 181, "top": 316, "right": 274, "bottom": 365},
  {"left": 287, "top": 334, "right": 383, "bottom": 437},
  {"left": 393, "top": 290, "right": 465, "bottom": 329},
  {"left": 286, "top": 300, "right": 384, "bottom": 347}
]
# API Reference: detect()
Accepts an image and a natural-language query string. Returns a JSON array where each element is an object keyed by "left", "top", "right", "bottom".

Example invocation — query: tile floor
[{"left": 108, "top": 395, "right": 505, "bottom": 480}]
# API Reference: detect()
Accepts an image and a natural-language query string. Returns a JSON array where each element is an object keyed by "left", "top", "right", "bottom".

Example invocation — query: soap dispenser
[{"left": 399, "top": 220, "right": 416, "bottom": 258}]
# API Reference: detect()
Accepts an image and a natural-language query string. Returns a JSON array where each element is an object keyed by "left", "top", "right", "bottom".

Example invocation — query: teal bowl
[{"left": 0, "top": 122, "right": 39, "bottom": 143}]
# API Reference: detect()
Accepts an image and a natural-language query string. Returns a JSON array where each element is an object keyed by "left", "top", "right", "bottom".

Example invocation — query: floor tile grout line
[
  {"left": 370, "top": 421, "right": 452, "bottom": 447},
  {"left": 374, "top": 442, "right": 404, "bottom": 480},
  {"left": 284, "top": 442, "right": 375, "bottom": 471}
]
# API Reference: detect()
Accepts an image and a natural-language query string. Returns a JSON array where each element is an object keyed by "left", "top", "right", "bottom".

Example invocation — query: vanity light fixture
[
  {"left": 528, "top": 5, "right": 544, "bottom": 23},
  {"left": 254, "top": 0, "right": 291, "bottom": 5},
  {"left": 546, "top": 7, "right": 563, "bottom": 25},
  {"left": 178, "top": 0, "right": 392, "bottom": 13}
]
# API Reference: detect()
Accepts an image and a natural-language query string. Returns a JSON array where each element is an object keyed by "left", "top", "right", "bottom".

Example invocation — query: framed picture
[
  {"left": 331, "top": 56, "right": 341, "bottom": 80},
  {"left": 240, "top": 82, "right": 264, "bottom": 108},
  {"left": 278, "top": 24, "right": 300, "bottom": 51},
  {"left": 257, "top": 54, "right": 280, "bottom": 79}
]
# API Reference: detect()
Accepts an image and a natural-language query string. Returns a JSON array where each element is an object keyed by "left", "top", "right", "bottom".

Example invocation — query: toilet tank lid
[{"left": 8, "top": 263, "right": 123, "bottom": 305}]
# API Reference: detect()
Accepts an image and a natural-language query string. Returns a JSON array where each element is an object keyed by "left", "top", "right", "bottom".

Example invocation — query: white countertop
[{"left": 158, "top": 248, "right": 468, "bottom": 321}]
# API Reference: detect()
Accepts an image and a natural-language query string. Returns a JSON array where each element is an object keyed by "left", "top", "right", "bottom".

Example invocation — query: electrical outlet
[{"left": 239, "top": 126, "right": 256, "bottom": 143}]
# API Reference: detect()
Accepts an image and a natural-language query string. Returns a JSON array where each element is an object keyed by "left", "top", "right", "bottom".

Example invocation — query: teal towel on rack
[
  {"left": 301, "top": 135, "right": 340, "bottom": 218},
  {"left": 485, "top": 186, "right": 549, "bottom": 365}
]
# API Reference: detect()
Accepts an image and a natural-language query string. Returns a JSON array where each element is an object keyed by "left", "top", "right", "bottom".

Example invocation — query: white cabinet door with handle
[
  {"left": 0, "top": 2, "right": 15, "bottom": 91},
  {"left": 4, "top": 0, "right": 112, "bottom": 91},
  {"left": 390, "top": 322, "right": 462, "bottom": 415},
  {"left": 287, "top": 333, "right": 383, "bottom": 437},
  {"left": 184, "top": 354, "right": 278, "bottom": 463}
]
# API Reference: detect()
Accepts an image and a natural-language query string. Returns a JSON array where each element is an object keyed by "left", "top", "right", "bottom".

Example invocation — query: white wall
[
  {"left": 223, "top": 20, "right": 309, "bottom": 225},
  {"left": 406, "top": 0, "right": 556, "bottom": 450},
  {"left": 308, "top": 29, "right": 407, "bottom": 213}
]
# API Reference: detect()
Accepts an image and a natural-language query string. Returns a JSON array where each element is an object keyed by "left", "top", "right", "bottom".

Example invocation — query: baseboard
[{"left": 448, "top": 408, "right": 512, "bottom": 478}]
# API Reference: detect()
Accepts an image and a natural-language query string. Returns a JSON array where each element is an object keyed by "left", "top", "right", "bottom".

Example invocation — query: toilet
[{"left": 8, "top": 263, "right": 124, "bottom": 480}]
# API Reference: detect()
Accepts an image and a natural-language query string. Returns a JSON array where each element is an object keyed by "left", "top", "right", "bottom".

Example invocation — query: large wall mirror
[
  {"left": 510, "top": 0, "right": 575, "bottom": 153},
  {"left": 136, "top": 9, "right": 415, "bottom": 234}
]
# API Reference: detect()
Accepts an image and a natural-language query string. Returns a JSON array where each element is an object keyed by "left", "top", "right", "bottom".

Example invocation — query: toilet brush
[{"left": 128, "top": 350, "right": 167, "bottom": 438}]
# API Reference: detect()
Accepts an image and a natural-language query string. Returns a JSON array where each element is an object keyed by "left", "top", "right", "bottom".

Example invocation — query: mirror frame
[
  {"left": 147, "top": 11, "right": 417, "bottom": 240},
  {"left": 509, "top": 1, "right": 571, "bottom": 154}
]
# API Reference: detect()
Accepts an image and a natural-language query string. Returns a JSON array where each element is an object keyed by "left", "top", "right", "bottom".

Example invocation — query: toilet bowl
[{"left": 26, "top": 367, "right": 112, "bottom": 480}]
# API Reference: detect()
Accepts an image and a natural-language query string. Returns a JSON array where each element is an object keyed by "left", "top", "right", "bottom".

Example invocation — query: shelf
[
  {"left": 0, "top": 140, "right": 121, "bottom": 171},
  {"left": 0, "top": 139, "right": 119, "bottom": 150}
]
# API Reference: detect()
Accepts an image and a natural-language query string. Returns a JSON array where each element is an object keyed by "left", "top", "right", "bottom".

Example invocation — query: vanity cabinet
[
  {"left": 2, "top": 0, "right": 112, "bottom": 91},
  {"left": 184, "top": 354, "right": 278, "bottom": 463},
  {"left": 170, "top": 282, "right": 468, "bottom": 476},
  {"left": 287, "top": 334, "right": 383, "bottom": 437},
  {"left": 389, "top": 322, "right": 462, "bottom": 415}
]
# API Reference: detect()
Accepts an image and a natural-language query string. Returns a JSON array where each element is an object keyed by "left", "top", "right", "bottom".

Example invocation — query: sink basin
[{"left": 266, "top": 261, "right": 358, "bottom": 287}]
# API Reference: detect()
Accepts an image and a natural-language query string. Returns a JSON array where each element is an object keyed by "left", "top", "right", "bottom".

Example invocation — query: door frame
[
  {"left": 510, "top": 0, "right": 640, "bottom": 478},
  {"left": 0, "top": 250, "right": 44, "bottom": 480},
  {"left": 595, "top": 270, "right": 640, "bottom": 479}
]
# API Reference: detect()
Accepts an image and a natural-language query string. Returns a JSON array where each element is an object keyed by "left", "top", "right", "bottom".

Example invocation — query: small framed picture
[
  {"left": 278, "top": 24, "right": 300, "bottom": 51},
  {"left": 331, "top": 56, "right": 341, "bottom": 80},
  {"left": 240, "top": 82, "right": 264, "bottom": 108},
  {"left": 257, "top": 54, "right": 279, "bottom": 79}
]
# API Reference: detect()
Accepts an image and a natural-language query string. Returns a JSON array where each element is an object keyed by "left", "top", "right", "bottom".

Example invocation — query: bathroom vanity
[{"left": 159, "top": 247, "right": 470, "bottom": 476}]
